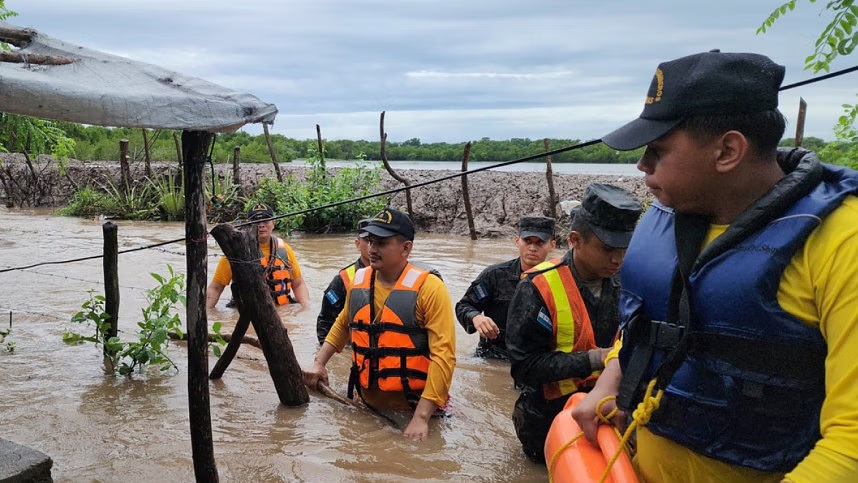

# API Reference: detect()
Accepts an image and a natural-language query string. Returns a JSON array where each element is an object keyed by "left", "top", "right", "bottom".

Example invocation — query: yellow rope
[
  {"left": 547, "top": 431, "right": 584, "bottom": 483},
  {"left": 597, "top": 379, "right": 663, "bottom": 483}
]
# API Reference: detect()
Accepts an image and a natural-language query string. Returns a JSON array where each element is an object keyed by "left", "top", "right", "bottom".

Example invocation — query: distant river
[{"left": 291, "top": 159, "right": 644, "bottom": 176}]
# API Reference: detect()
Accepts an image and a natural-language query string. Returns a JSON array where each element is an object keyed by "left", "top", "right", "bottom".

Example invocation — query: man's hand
[
  {"left": 302, "top": 362, "right": 329, "bottom": 389},
  {"left": 403, "top": 398, "right": 437, "bottom": 441},
  {"left": 571, "top": 359, "right": 623, "bottom": 445},
  {"left": 473, "top": 314, "right": 501, "bottom": 340}
]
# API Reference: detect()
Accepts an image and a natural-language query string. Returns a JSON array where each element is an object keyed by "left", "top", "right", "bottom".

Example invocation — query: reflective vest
[
  {"left": 529, "top": 258, "right": 599, "bottom": 400},
  {"left": 261, "top": 236, "right": 293, "bottom": 305},
  {"left": 347, "top": 264, "right": 431, "bottom": 396},
  {"left": 618, "top": 154, "right": 858, "bottom": 471},
  {"left": 338, "top": 262, "right": 358, "bottom": 289}
]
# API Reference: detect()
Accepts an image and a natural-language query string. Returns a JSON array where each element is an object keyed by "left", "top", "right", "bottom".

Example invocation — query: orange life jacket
[
  {"left": 261, "top": 236, "right": 293, "bottom": 305},
  {"left": 347, "top": 263, "right": 431, "bottom": 399},
  {"left": 529, "top": 258, "right": 599, "bottom": 400}
]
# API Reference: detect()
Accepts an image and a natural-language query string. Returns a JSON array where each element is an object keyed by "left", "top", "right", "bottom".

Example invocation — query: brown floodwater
[{"left": 0, "top": 207, "right": 566, "bottom": 482}]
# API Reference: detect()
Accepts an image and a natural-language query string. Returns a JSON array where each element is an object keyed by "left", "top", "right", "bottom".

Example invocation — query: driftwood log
[{"left": 209, "top": 222, "right": 309, "bottom": 406}]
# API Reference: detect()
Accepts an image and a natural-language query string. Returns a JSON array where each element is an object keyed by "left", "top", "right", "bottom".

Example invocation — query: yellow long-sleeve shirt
[
  {"left": 324, "top": 270, "right": 456, "bottom": 410},
  {"left": 626, "top": 196, "right": 858, "bottom": 483}
]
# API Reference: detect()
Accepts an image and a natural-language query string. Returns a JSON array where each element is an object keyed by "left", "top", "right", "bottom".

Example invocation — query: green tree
[{"left": 759, "top": 0, "right": 858, "bottom": 154}]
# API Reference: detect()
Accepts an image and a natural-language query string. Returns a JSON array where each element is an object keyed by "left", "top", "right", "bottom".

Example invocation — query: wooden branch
[
  {"left": 313, "top": 382, "right": 399, "bottom": 428},
  {"left": 460, "top": 142, "right": 477, "bottom": 240},
  {"left": 378, "top": 111, "right": 413, "bottom": 216},
  {"left": 544, "top": 138, "right": 558, "bottom": 220},
  {"left": 0, "top": 51, "right": 75, "bottom": 65},
  {"left": 209, "top": 313, "right": 251, "bottom": 379},
  {"left": 0, "top": 25, "right": 35, "bottom": 48},
  {"left": 262, "top": 123, "right": 283, "bottom": 182},
  {"left": 169, "top": 328, "right": 261, "bottom": 350}
]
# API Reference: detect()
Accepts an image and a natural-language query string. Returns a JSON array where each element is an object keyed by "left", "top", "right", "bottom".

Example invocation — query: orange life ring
[{"left": 544, "top": 392, "right": 638, "bottom": 483}]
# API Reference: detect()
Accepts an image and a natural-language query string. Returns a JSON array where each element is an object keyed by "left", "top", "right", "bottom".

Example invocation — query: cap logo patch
[
  {"left": 374, "top": 210, "right": 393, "bottom": 224},
  {"left": 646, "top": 68, "right": 664, "bottom": 105}
]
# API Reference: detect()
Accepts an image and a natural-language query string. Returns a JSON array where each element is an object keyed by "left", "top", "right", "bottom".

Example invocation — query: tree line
[{"left": 49, "top": 122, "right": 858, "bottom": 169}]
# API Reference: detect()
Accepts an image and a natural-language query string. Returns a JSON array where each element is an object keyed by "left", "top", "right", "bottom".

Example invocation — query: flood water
[{"left": 0, "top": 207, "right": 563, "bottom": 482}]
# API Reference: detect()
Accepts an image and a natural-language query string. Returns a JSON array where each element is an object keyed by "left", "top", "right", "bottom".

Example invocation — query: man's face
[
  {"left": 354, "top": 236, "right": 371, "bottom": 263},
  {"left": 637, "top": 128, "right": 718, "bottom": 213},
  {"left": 255, "top": 219, "right": 274, "bottom": 242},
  {"left": 515, "top": 235, "right": 555, "bottom": 270},
  {"left": 365, "top": 234, "right": 410, "bottom": 271},
  {"left": 569, "top": 231, "right": 627, "bottom": 280}
]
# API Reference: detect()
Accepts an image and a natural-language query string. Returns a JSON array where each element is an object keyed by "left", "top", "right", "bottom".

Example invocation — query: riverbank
[{"left": 0, "top": 155, "right": 650, "bottom": 238}]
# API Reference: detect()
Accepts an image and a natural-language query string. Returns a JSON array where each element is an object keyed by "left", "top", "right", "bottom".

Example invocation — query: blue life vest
[{"left": 618, "top": 151, "right": 858, "bottom": 471}]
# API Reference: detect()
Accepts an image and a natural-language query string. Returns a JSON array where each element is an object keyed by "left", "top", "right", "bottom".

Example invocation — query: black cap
[
  {"left": 247, "top": 202, "right": 274, "bottom": 221},
  {"left": 576, "top": 184, "right": 643, "bottom": 248},
  {"left": 357, "top": 218, "right": 371, "bottom": 238},
  {"left": 363, "top": 207, "right": 415, "bottom": 241},
  {"left": 518, "top": 216, "right": 556, "bottom": 241},
  {"left": 602, "top": 50, "right": 785, "bottom": 150}
]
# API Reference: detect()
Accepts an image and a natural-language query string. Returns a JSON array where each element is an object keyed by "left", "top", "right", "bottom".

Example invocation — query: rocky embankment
[{"left": 0, "top": 155, "right": 651, "bottom": 238}]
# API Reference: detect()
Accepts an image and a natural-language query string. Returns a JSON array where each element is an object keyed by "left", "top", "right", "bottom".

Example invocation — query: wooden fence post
[
  {"left": 232, "top": 146, "right": 241, "bottom": 194},
  {"left": 795, "top": 97, "right": 807, "bottom": 148},
  {"left": 209, "top": 222, "right": 310, "bottom": 406},
  {"left": 262, "top": 123, "right": 283, "bottom": 182},
  {"left": 173, "top": 132, "right": 183, "bottom": 166},
  {"left": 102, "top": 222, "right": 119, "bottom": 357},
  {"left": 119, "top": 139, "right": 131, "bottom": 194},
  {"left": 142, "top": 128, "right": 153, "bottom": 177},
  {"left": 182, "top": 130, "right": 219, "bottom": 482},
  {"left": 460, "top": 142, "right": 477, "bottom": 240},
  {"left": 544, "top": 138, "right": 558, "bottom": 219},
  {"left": 316, "top": 124, "right": 326, "bottom": 176}
]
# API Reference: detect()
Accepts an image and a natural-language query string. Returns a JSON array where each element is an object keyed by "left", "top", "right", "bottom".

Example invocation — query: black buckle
[{"left": 649, "top": 320, "right": 683, "bottom": 348}]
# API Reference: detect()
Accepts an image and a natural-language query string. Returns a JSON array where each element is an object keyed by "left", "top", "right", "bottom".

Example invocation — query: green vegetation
[
  {"left": 246, "top": 146, "right": 386, "bottom": 234},
  {"left": 760, "top": 0, "right": 858, "bottom": 165},
  {"left": 64, "top": 265, "right": 224, "bottom": 376}
]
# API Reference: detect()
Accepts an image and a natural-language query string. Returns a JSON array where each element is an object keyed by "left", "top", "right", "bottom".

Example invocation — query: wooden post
[
  {"left": 102, "top": 222, "right": 119, "bottom": 356},
  {"left": 173, "top": 132, "right": 183, "bottom": 166},
  {"left": 460, "top": 142, "right": 477, "bottom": 240},
  {"left": 316, "top": 124, "right": 326, "bottom": 175},
  {"left": 795, "top": 97, "right": 807, "bottom": 148},
  {"left": 119, "top": 139, "right": 131, "bottom": 194},
  {"left": 379, "top": 111, "right": 413, "bottom": 217},
  {"left": 262, "top": 123, "right": 283, "bottom": 182},
  {"left": 142, "top": 128, "right": 153, "bottom": 177},
  {"left": 209, "top": 222, "right": 310, "bottom": 407},
  {"left": 232, "top": 146, "right": 241, "bottom": 194},
  {"left": 544, "top": 138, "right": 558, "bottom": 219},
  {"left": 208, "top": 313, "right": 250, "bottom": 380},
  {"left": 182, "top": 130, "right": 219, "bottom": 482}
]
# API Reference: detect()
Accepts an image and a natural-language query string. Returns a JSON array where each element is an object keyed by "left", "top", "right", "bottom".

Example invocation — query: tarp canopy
[{"left": 0, "top": 22, "right": 277, "bottom": 132}]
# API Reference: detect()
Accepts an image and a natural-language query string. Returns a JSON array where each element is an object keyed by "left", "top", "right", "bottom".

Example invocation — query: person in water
[
  {"left": 206, "top": 203, "right": 309, "bottom": 309},
  {"left": 455, "top": 215, "right": 556, "bottom": 360},
  {"left": 572, "top": 50, "right": 858, "bottom": 482},
  {"left": 505, "top": 183, "right": 642, "bottom": 462},
  {"left": 303, "top": 207, "right": 456, "bottom": 441}
]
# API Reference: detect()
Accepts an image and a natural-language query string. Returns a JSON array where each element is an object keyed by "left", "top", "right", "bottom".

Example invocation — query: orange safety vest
[
  {"left": 338, "top": 262, "right": 358, "bottom": 290},
  {"left": 529, "top": 258, "right": 599, "bottom": 400},
  {"left": 347, "top": 263, "right": 431, "bottom": 398},
  {"left": 261, "top": 236, "right": 293, "bottom": 305}
]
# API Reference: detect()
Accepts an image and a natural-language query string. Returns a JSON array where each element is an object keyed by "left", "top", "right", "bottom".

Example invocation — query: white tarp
[{"left": 0, "top": 22, "right": 277, "bottom": 132}]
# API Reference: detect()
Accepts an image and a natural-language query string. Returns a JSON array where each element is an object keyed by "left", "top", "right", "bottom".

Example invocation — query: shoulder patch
[
  {"left": 474, "top": 284, "right": 488, "bottom": 300},
  {"left": 536, "top": 307, "right": 553, "bottom": 332},
  {"left": 324, "top": 290, "right": 339, "bottom": 305}
]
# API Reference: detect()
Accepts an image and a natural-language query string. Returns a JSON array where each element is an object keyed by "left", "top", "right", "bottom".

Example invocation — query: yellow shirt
[
  {"left": 633, "top": 196, "right": 858, "bottom": 483},
  {"left": 325, "top": 269, "right": 456, "bottom": 410},
  {"left": 212, "top": 237, "right": 302, "bottom": 287}
]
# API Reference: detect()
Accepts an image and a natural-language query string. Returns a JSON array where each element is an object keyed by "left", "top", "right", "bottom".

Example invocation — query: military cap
[
  {"left": 518, "top": 216, "right": 556, "bottom": 242},
  {"left": 576, "top": 183, "right": 643, "bottom": 248}
]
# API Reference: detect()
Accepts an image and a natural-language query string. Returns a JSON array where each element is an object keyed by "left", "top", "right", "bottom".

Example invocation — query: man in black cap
[
  {"left": 571, "top": 51, "right": 858, "bottom": 482},
  {"left": 304, "top": 207, "right": 456, "bottom": 442},
  {"left": 456, "top": 215, "right": 557, "bottom": 360},
  {"left": 206, "top": 203, "right": 309, "bottom": 309},
  {"left": 505, "top": 183, "right": 642, "bottom": 462},
  {"left": 315, "top": 218, "right": 372, "bottom": 345}
]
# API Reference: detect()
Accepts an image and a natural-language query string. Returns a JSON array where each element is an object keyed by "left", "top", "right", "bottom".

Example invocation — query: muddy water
[{"left": 0, "top": 208, "right": 565, "bottom": 482}]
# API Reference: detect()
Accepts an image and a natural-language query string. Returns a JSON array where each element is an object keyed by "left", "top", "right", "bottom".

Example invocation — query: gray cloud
[{"left": 11, "top": 0, "right": 858, "bottom": 142}]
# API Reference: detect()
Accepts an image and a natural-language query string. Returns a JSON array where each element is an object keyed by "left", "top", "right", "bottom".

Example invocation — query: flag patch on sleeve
[
  {"left": 536, "top": 307, "right": 552, "bottom": 332},
  {"left": 474, "top": 284, "right": 488, "bottom": 300},
  {"left": 325, "top": 290, "right": 339, "bottom": 304}
]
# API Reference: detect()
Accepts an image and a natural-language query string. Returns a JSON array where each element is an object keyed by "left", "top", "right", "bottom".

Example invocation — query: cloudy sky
[{"left": 9, "top": 1, "right": 858, "bottom": 142}]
